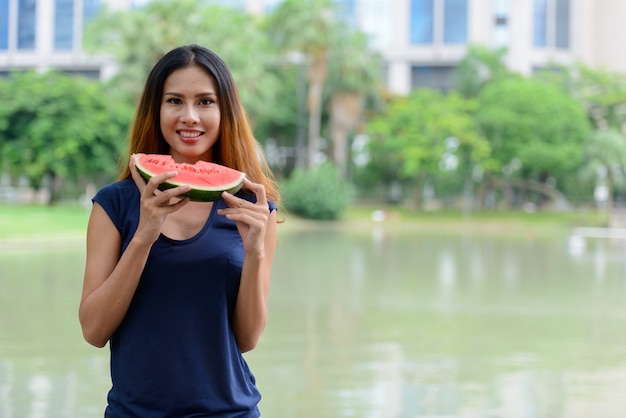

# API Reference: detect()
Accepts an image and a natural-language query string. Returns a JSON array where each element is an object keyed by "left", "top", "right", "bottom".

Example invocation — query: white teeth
[{"left": 179, "top": 131, "right": 202, "bottom": 138}]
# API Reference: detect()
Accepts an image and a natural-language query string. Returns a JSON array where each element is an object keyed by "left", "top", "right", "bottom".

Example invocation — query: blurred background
[
  {"left": 3, "top": 1, "right": 626, "bottom": 417},
  {"left": 3, "top": 0, "right": 626, "bottom": 216}
]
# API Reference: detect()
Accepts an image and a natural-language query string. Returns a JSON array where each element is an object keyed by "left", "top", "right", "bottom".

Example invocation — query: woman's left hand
[{"left": 218, "top": 177, "right": 270, "bottom": 256}]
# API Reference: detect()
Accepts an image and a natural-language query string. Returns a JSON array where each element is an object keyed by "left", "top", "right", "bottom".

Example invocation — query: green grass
[
  {"left": 344, "top": 204, "right": 607, "bottom": 226},
  {"left": 333, "top": 203, "right": 610, "bottom": 238},
  {"left": 0, "top": 202, "right": 609, "bottom": 244},
  {"left": 0, "top": 204, "right": 90, "bottom": 241}
]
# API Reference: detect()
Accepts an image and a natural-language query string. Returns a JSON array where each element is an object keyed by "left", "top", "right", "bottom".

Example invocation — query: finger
[
  {"left": 129, "top": 155, "right": 147, "bottom": 192},
  {"left": 242, "top": 177, "right": 268, "bottom": 207},
  {"left": 221, "top": 188, "right": 257, "bottom": 209},
  {"left": 218, "top": 202, "right": 269, "bottom": 223},
  {"left": 219, "top": 210, "right": 267, "bottom": 232},
  {"left": 157, "top": 184, "right": 192, "bottom": 203},
  {"left": 129, "top": 155, "right": 178, "bottom": 197},
  {"left": 144, "top": 170, "right": 187, "bottom": 197},
  {"left": 165, "top": 194, "right": 190, "bottom": 211}
]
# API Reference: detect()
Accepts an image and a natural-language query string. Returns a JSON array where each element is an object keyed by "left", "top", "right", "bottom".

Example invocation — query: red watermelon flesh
[{"left": 135, "top": 153, "right": 245, "bottom": 201}]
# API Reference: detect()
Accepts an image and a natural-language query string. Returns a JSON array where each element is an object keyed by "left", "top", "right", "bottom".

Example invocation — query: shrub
[{"left": 282, "top": 163, "right": 355, "bottom": 220}]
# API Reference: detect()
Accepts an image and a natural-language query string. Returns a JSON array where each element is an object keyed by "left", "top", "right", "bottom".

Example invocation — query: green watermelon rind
[{"left": 135, "top": 159, "right": 245, "bottom": 202}]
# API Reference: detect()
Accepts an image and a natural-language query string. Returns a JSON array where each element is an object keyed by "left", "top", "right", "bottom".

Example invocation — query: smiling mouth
[{"left": 178, "top": 130, "right": 204, "bottom": 139}]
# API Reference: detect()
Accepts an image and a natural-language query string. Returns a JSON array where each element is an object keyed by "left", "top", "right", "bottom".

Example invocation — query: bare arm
[
  {"left": 79, "top": 205, "right": 153, "bottom": 347},
  {"left": 233, "top": 210, "right": 277, "bottom": 352},
  {"left": 219, "top": 178, "right": 277, "bottom": 352},
  {"left": 79, "top": 157, "right": 190, "bottom": 348}
]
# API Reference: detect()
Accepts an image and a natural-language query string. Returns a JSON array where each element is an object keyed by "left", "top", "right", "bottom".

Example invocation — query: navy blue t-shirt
[{"left": 92, "top": 179, "right": 275, "bottom": 418}]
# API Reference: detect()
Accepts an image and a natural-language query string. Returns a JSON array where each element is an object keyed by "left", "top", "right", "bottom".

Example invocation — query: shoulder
[
  {"left": 92, "top": 179, "right": 140, "bottom": 228},
  {"left": 96, "top": 178, "right": 137, "bottom": 194},
  {"left": 93, "top": 179, "right": 138, "bottom": 201},
  {"left": 93, "top": 179, "right": 138, "bottom": 207}
]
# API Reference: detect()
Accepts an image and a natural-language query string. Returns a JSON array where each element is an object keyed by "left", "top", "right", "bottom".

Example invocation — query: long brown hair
[{"left": 119, "top": 44, "right": 280, "bottom": 204}]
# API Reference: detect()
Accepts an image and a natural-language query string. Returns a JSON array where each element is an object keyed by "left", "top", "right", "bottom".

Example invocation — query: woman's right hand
[
  {"left": 129, "top": 154, "right": 191, "bottom": 244},
  {"left": 80, "top": 156, "right": 190, "bottom": 347}
]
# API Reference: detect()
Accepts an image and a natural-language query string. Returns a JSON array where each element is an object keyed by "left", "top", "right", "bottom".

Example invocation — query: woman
[{"left": 79, "top": 44, "right": 280, "bottom": 417}]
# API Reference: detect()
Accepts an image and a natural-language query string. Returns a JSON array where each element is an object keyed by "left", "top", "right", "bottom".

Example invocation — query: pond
[{"left": 2, "top": 222, "right": 626, "bottom": 417}]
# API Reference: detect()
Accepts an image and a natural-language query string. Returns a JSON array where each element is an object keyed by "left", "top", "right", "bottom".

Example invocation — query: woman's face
[{"left": 160, "top": 65, "right": 221, "bottom": 163}]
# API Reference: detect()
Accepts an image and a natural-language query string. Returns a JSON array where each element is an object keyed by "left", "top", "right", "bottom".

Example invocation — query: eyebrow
[{"left": 163, "top": 91, "right": 218, "bottom": 97}]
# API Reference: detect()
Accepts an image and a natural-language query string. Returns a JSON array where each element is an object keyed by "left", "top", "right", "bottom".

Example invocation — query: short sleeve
[{"left": 91, "top": 179, "right": 141, "bottom": 250}]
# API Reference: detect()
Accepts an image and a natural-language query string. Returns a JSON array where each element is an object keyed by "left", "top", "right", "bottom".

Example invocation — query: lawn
[
  {"left": 0, "top": 202, "right": 606, "bottom": 245},
  {"left": 0, "top": 204, "right": 90, "bottom": 243},
  {"left": 343, "top": 204, "right": 605, "bottom": 226}
]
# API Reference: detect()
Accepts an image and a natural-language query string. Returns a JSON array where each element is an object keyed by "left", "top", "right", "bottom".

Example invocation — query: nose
[{"left": 180, "top": 105, "right": 199, "bottom": 124}]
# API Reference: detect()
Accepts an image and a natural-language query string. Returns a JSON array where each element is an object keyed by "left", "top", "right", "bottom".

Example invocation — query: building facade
[
  {"left": 2, "top": 0, "right": 626, "bottom": 92},
  {"left": 338, "top": 0, "right": 626, "bottom": 95},
  {"left": 0, "top": 0, "right": 146, "bottom": 79}
]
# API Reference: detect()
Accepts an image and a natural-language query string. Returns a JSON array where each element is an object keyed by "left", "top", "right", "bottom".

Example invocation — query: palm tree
[
  {"left": 84, "top": 0, "right": 279, "bottom": 125},
  {"left": 581, "top": 129, "right": 626, "bottom": 217},
  {"left": 326, "top": 31, "right": 384, "bottom": 178},
  {"left": 265, "top": 0, "right": 340, "bottom": 169}
]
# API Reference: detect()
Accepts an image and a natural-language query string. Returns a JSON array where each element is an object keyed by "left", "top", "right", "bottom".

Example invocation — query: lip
[{"left": 177, "top": 130, "right": 204, "bottom": 144}]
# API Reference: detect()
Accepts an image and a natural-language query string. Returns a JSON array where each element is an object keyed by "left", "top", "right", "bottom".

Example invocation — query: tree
[
  {"left": 84, "top": 0, "right": 280, "bottom": 127},
  {"left": 252, "top": 64, "right": 303, "bottom": 173},
  {"left": 570, "top": 64, "right": 626, "bottom": 130},
  {"left": 475, "top": 77, "right": 590, "bottom": 208},
  {"left": 580, "top": 129, "right": 626, "bottom": 214},
  {"left": 0, "top": 71, "right": 131, "bottom": 203},
  {"left": 363, "top": 89, "right": 491, "bottom": 206},
  {"left": 326, "top": 31, "right": 384, "bottom": 178},
  {"left": 265, "top": 0, "right": 342, "bottom": 169},
  {"left": 453, "top": 44, "right": 511, "bottom": 98}
]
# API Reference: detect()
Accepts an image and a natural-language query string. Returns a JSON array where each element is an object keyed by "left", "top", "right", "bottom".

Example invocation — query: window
[
  {"left": 555, "top": 0, "right": 569, "bottom": 49},
  {"left": 61, "top": 68, "right": 101, "bottom": 79},
  {"left": 410, "top": 0, "right": 434, "bottom": 44},
  {"left": 412, "top": 65, "right": 455, "bottom": 91},
  {"left": 411, "top": 0, "right": 467, "bottom": 45},
  {"left": 533, "top": 0, "right": 569, "bottom": 50},
  {"left": 18, "top": 0, "right": 36, "bottom": 49},
  {"left": 55, "top": 0, "right": 74, "bottom": 50},
  {"left": 443, "top": 0, "right": 467, "bottom": 44},
  {"left": 533, "top": 0, "right": 547, "bottom": 47},
  {"left": 0, "top": 0, "right": 8, "bottom": 50},
  {"left": 493, "top": 0, "right": 509, "bottom": 47}
]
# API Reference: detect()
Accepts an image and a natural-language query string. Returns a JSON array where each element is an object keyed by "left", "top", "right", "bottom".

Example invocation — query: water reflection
[
  {"left": 0, "top": 248, "right": 111, "bottom": 417},
  {"left": 0, "top": 360, "right": 13, "bottom": 417},
  {"left": 2, "top": 225, "right": 626, "bottom": 417},
  {"left": 256, "top": 225, "right": 626, "bottom": 417},
  {"left": 28, "top": 372, "right": 51, "bottom": 418}
]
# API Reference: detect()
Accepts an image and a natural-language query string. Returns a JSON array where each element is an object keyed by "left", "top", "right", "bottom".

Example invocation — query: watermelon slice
[{"left": 134, "top": 153, "right": 245, "bottom": 202}]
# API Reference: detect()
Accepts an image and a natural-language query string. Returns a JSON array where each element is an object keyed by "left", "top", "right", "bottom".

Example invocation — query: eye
[
  {"left": 166, "top": 97, "right": 182, "bottom": 105},
  {"left": 199, "top": 98, "right": 215, "bottom": 106}
]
